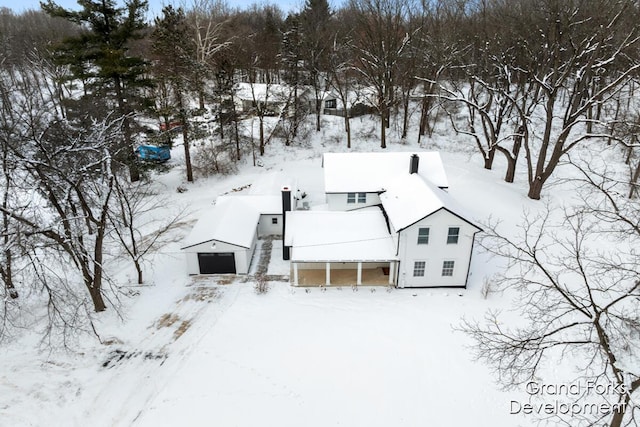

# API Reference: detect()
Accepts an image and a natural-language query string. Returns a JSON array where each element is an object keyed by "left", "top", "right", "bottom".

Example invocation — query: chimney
[
  {"left": 282, "top": 186, "right": 291, "bottom": 260},
  {"left": 410, "top": 154, "right": 419, "bottom": 174}
]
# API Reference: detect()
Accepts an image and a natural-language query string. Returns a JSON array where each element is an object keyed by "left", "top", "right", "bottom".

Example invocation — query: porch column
[
  {"left": 293, "top": 262, "right": 299, "bottom": 286},
  {"left": 357, "top": 262, "right": 362, "bottom": 285},
  {"left": 325, "top": 262, "right": 331, "bottom": 286},
  {"left": 389, "top": 261, "right": 395, "bottom": 285}
]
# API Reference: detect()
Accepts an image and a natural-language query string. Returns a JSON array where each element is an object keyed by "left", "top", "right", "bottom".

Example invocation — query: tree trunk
[
  {"left": 259, "top": 117, "right": 265, "bottom": 156},
  {"left": 113, "top": 75, "right": 139, "bottom": 182},
  {"left": 528, "top": 177, "right": 544, "bottom": 200},
  {"left": 234, "top": 116, "right": 241, "bottom": 161},
  {"left": 316, "top": 99, "right": 321, "bottom": 132},
  {"left": 198, "top": 89, "right": 205, "bottom": 110},
  {"left": 135, "top": 259, "right": 143, "bottom": 285},
  {"left": 380, "top": 114, "right": 386, "bottom": 149},
  {"left": 628, "top": 158, "right": 640, "bottom": 199},
  {"left": 401, "top": 93, "right": 410, "bottom": 139},
  {"left": 344, "top": 111, "right": 351, "bottom": 149},
  {"left": 483, "top": 148, "right": 496, "bottom": 170},
  {"left": 87, "top": 279, "right": 107, "bottom": 312},
  {"left": 1, "top": 158, "right": 17, "bottom": 299},
  {"left": 419, "top": 96, "right": 430, "bottom": 136},
  {"left": 177, "top": 91, "right": 193, "bottom": 182}
]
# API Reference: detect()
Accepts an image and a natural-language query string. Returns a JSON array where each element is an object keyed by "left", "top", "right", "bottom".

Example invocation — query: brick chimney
[
  {"left": 282, "top": 186, "right": 291, "bottom": 260},
  {"left": 410, "top": 154, "right": 419, "bottom": 174}
]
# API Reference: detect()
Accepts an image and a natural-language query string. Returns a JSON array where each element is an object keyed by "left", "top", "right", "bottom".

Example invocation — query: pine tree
[{"left": 41, "top": 0, "right": 151, "bottom": 182}]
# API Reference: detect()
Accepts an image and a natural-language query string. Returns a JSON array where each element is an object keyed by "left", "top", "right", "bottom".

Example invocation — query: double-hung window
[
  {"left": 442, "top": 261, "right": 455, "bottom": 276},
  {"left": 413, "top": 261, "right": 426, "bottom": 277},
  {"left": 447, "top": 227, "right": 460, "bottom": 244},
  {"left": 347, "top": 193, "right": 356, "bottom": 204},
  {"left": 417, "top": 227, "right": 430, "bottom": 244},
  {"left": 357, "top": 192, "right": 367, "bottom": 203}
]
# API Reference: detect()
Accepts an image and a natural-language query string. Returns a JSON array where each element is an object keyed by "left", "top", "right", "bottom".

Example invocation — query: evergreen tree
[{"left": 41, "top": 0, "right": 151, "bottom": 182}]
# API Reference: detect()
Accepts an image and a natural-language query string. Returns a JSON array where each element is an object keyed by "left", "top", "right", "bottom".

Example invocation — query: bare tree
[
  {"left": 299, "top": 0, "right": 332, "bottom": 132},
  {"left": 326, "top": 27, "right": 357, "bottom": 148},
  {"left": 186, "top": 0, "right": 231, "bottom": 110},
  {"left": 510, "top": 0, "right": 640, "bottom": 199},
  {"left": 462, "top": 164, "right": 640, "bottom": 427},
  {"left": 110, "top": 178, "right": 187, "bottom": 285},
  {"left": 349, "top": 0, "right": 416, "bottom": 149},
  {"left": 439, "top": 75, "right": 514, "bottom": 170}
]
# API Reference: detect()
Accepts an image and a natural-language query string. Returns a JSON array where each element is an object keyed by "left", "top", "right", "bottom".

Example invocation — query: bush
[
  {"left": 192, "top": 140, "right": 237, "bottom": 177},
  {"left": 254, "top": 274, "right": 269, "bottom": 294}
]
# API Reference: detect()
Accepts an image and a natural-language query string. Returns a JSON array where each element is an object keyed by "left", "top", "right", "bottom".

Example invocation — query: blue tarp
[{"left": 137, "top": 145, "right": 171, "bottom": 162}]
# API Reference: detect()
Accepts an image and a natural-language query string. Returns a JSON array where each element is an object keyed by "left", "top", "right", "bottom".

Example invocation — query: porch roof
[{"left": 285, "top": 210, "right": 396, "bottom": 262}]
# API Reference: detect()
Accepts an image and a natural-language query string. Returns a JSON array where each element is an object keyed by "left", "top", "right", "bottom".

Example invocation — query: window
[
  {"left": 358, "top": 192, "right": 367, "bottom": 203},
  {"left": 417, "top": 227, "right": 430, "bottom": 244},
  {"left": 447, "top": 227, "right": 460, "bottom": 244},
  {"left": 325, "top": 99, "right": 337, "bottom": 109},
  {"left": 442, "top": 261, "right": 455, "bottom": 276},
  {"left": 413, "top": 261, "right": 426, "bottom": 277},
  {"left": 271, "top": 217, "right": 278, "bottom": 225},
  {"left": 347, "top": 193, "right": 356, "bottom": 204}
]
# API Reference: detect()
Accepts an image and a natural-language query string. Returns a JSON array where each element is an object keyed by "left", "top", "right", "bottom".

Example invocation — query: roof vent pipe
[
  {"left": 282, "top": 186, "right": 291, "bottom": 261},
  {"left": 410, "top": 154, "right": 419, "bottom": 174}
]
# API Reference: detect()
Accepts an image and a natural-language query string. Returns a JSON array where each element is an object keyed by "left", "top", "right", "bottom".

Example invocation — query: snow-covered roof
[
  {"left": 235, "top": 83, "right": 305, "bottom": 102},
  {"left": 181, "top": 195, "right": 282, "bottom": 249},
  {"left": 323, "top": 152, "right": 449, "bottom": 193},
  {"left": 285, "top": 210, "right": 396, "bottom": 262},
  {"left": 380, "top": 174, "right": 481, "bottom": 232}
]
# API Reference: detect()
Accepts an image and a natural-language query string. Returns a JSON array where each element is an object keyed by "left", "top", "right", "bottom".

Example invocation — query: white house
[
  {"left": 182, "top": 151, "right": 481, "bottom": 288},
  {"left": 321, "top": 89, "right": 375, "bottom": 117},
  {"left": 234, "top": 83, "right": 313, "bottom": 115},
  {"left": 285, "top": 152, "right": 481, "bottom": 288}
]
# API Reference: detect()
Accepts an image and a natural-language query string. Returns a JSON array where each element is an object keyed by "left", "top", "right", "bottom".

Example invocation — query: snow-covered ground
[{"left": 0, "top": 113, "right": 597, "bottom": 426}]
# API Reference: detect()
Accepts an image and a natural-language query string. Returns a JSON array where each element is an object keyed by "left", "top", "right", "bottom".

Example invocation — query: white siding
[
  {"left": 257, "top": 214, "right": 283, "bottom": 237},
  {"left": 326, "top": 192, "right": 381, "bottom": 211},
  {"left": 184, "top": 232, "right": 257, "bottom": 275},
  {"left": 396, "top": 209, "right": 477, "bottom": 287}
]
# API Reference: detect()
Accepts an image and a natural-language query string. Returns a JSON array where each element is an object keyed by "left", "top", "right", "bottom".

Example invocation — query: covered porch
[{"left": 291, "top": 261, "right": 397, "bottom": 287}]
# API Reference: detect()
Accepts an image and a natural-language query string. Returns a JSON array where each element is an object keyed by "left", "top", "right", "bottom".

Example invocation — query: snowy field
[{"left": 0, "top": 114, "right": 597, "bottom": 426}]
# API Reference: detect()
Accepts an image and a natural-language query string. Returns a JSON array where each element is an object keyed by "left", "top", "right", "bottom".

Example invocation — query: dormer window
[
  {"left": 347, "top": 193, "right": 356, "bottom": 204},
  {"left": 357, "top": 192, "right": 366, "bottom": 203}
]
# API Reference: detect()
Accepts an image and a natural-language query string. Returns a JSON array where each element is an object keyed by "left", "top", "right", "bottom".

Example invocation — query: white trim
[
  {"left": 326, "top": 262, "right": 331, "bottom": 286},
  {"left": 389, "top": 261, "right": 395, "bottom": 285}
]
